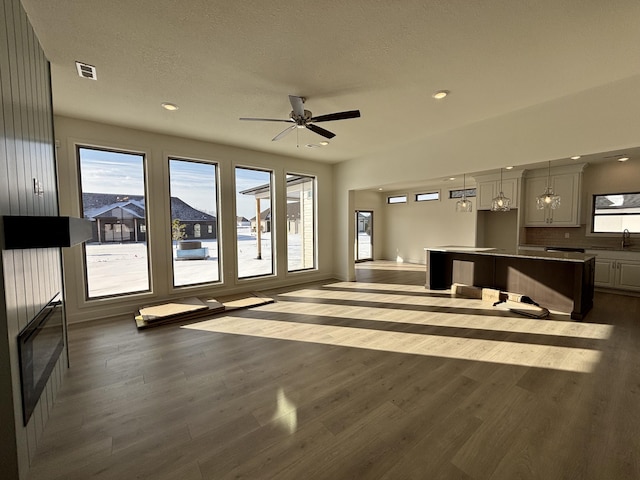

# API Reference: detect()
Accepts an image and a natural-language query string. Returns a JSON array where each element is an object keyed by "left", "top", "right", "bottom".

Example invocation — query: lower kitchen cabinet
[{"left": 590, "top": 251, "right": 640, "bottom": 292}]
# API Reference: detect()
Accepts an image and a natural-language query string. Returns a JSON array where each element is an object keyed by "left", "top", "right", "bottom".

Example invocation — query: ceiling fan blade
[
  {"left": 272, "top": 125, "right": 297, "bottom": 141},
  {"left": 306, "top": 123, "right": 336, "bottom": 139},
  {"left": 310, "top": 110, "right": 361, "bottom": 123},
  {"left": 239, "top": 117, "right": 293, "bottom": 123},
  {"left": 288, "top": 95, "right": 305, "bottom": 118}
]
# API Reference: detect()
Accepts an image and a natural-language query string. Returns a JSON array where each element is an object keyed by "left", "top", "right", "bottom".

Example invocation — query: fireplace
[{"left": 18, "top": 293, "right": 64, "bottom": 425}]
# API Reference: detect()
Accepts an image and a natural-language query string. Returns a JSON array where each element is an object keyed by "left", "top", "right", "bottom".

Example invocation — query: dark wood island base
[{"left": 425, "top": 247, "right": 595, "bottom": 320}]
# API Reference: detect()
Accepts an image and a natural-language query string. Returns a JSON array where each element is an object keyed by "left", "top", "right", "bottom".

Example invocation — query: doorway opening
[{"left": 355, "top": 210, "right": 373, "bottom": 262}]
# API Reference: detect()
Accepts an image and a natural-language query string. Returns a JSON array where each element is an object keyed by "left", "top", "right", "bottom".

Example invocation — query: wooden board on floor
[{"left": 134, "top": 292, "right": 273, "bottom": 329}]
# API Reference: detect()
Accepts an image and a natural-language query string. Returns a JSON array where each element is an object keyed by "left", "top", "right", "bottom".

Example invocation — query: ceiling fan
[{"left": 240, "top": 95, "right": 361, "bottom": 142}]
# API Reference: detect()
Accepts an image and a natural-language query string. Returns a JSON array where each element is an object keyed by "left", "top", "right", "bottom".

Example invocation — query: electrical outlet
[{"left": 564, "top": 232, "right": 570, "bottom": 239}]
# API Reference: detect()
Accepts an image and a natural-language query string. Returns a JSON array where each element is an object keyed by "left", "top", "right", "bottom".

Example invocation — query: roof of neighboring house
[
  {"left": 170, "top": 197, "right": 216, "bottom": 221},
  {"left": 82, "top": 193, "right": 216, "bottom": 221},
  {"left": 250, "top": 202, "right": 302, "bottom": 222},
  {"left": 595, "top": 193, "right": 640, "bottom": 209}
]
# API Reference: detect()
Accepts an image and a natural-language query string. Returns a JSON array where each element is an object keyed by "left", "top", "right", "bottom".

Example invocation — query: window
[
  {"left": 78, "top": 146, "right": 150, "bottom": 298},
  {"left": 415, "top": 191, "right": 440, "bottom": 202},
  {"left": 236, "top": 167, "right": 274, "bottom": 278},
  {"left": 169, "top": 158, "right": 220, "bottom": 287},
  {"left": 449, "top": 188, "right": 476, "bottom": 199},
  {"left": 287, "top": 174, "right": 316, "bottom": 271},
  {"left": 592, "top": 192, "right": 640, "bottom": 233},
  {"left": 387, "top": 195, "right": 407, "bottom": 204}
]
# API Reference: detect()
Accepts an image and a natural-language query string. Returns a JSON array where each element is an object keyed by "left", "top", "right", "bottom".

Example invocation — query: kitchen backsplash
[{"left": 524, "top": 226, "right": 627, "bottom": 250}]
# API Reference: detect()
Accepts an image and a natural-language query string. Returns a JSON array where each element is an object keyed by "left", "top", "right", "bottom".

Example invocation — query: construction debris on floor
[
  {"left": 134, "top": 292, "right": 274, "bottom": 329},
  {"left": 451, "top": 283, "right": 550, "bottom": 319}
]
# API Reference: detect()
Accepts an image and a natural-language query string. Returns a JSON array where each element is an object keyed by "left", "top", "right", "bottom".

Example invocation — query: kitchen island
[{"left": 425, "top": 246, "right": 596, "bottom": 320}]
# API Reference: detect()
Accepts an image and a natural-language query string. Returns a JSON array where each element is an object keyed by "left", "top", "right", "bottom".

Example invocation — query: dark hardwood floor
[{"left": 27, "top": 261, "right": 640, "bottom": 479}]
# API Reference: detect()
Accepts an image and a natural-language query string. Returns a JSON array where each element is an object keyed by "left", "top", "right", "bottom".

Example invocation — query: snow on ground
[
  {"left": 84, "top": 227, "right": 324, "bottom": 297},
  {"left": 85, "top": 228, "right": 372, "bottom": 297}
]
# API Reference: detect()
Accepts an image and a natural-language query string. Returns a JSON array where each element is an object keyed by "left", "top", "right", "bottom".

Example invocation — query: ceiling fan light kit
[{"left": 240, "top": 95, "right": 361, "bottom": 143}]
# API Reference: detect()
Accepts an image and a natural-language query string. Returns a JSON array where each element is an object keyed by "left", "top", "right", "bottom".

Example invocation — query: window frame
[
  {"left": 286, "top": 173, "right": 317, "bottom": 273},
  {"left": 235, "top": 166, "right": 276, "bottom": 280},
  {"left": 77, "top": 144, "right": 151, "bottom": 300},
  {"left": 387, "top": 195, "right": 408, "bottom": 204},
  {"left": 591, "top": 191, "right": 640, "bottom": 234},
  {"left": 415, "top": 191, "right": 440, "bottom": 202},
  {"left": 168, "top": 156, "right": 222, "bottom": 288}
]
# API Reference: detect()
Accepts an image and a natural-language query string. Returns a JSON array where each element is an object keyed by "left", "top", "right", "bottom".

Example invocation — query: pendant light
[
  {"left": 536, "top": 161, "right": 561, "bottom": 210},
  {"left": 491, "top": 168, "right": 511, "bottom": 211},
  {"left": 456, "top": 173, "right": 472, "bottom": 212}
]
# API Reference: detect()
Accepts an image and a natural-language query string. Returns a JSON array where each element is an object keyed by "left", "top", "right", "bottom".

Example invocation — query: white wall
[
  {"left": 55, "top": 116, "right": 335, "bottom": 324},
  {"left": 381, "top": 186, "right": 477, "bottom": 264}
]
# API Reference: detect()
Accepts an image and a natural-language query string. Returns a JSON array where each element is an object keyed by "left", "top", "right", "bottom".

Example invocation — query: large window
[
  {"left": 592, "top": 192, "right": 640, "bottom": 233},
  {"left": 78, "top": 146, "right": 150, "bottom": 298},
  {"left": 169, "top": 158, "right": 220, "bottom": 287},
  {"left": 286, "top": 174, "right": 316, "bottom": 271},
  {"left": 235, "top": 167, "right": 274, "bottom": 278}
]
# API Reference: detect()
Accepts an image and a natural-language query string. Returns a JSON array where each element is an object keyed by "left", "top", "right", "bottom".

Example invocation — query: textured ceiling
[{"left": 20, "top": 0, "right": 640, "bottom": 165}]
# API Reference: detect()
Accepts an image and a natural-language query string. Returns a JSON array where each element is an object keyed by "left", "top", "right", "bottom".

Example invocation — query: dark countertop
[{"left": 425, "top": 246, "right": 596, "bottom": 263}]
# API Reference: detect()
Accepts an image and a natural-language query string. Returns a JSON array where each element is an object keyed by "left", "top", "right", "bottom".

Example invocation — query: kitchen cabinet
[
  {"left": 473, "top": 170, "right": 523, "bottom": 210},
  {"left": 524, "top": 171, "right": 581, "bottom": 226},
  {"left": 589, "top": 250, "right": 640, "bottom": 292},
  {"left": 477, "top": 177, "right": 518, "bottom": 210}
]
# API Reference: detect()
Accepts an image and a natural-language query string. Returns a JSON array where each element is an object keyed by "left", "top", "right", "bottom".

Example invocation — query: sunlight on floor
[{"left": 183, "top": 314, "right": 604, "bottom": 374}]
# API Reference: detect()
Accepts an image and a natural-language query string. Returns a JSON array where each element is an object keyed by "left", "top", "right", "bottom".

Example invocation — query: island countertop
[{"left": 424, "top": 246, "right": 596, "bottom": 263}]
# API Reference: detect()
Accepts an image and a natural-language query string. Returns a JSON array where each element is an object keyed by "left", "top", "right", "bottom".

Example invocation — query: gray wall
[{"left": 1, "top": 0, "right": 65, "bottom": 478}]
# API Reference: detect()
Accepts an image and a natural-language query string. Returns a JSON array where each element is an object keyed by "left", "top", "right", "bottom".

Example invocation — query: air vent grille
[{"left": 75, "top": 61, "right": 97, "bottom": 80}]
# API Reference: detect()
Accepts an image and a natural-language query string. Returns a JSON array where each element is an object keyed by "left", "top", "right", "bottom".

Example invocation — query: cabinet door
[
  {"left": 548, "top": 173, "right": 579, "bottom": 226},
  {"left": 524, "top": 176, "right": 549, "bottom": 225},
  {"left": 594, "top": 258, "right": 615, "bottom": 287},
  {"left": 616, "top": 260, "right": 640, "bottom": 291},
  {"left": 501, "top": 178, "right": 518, "bottom": 209},
  {"left": 477, "top": 181, "right": 497, "bottom": 210}
]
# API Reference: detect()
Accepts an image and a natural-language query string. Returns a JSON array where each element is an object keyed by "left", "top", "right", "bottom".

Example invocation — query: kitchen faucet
[{"left": 622, "top": 229, "right": 631, "bottom": 249}]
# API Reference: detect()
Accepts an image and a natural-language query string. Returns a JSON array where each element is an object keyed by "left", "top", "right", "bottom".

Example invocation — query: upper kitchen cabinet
[
  {"left": 524, "top": 163, "right": 586, "bottom": 227},
  {"left": 474, "top": 170, "right": 523, "bottom": 210}
]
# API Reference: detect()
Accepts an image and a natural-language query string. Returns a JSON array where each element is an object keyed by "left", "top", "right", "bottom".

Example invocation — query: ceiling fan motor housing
[{"left": 291, "top": 109, "right": 313, "bottom": 124}]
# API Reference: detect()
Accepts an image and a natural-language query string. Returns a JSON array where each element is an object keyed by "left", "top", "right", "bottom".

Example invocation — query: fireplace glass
[{"left": 18, "top": 293, "right": 64, "bottom": 425}]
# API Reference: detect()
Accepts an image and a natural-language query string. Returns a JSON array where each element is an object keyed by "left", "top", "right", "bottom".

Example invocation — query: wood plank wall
[{"left": 1, "top": 0, "right": 65, "bottom": 478}]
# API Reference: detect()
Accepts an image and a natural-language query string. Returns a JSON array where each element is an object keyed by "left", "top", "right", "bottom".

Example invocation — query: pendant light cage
[
  {"left": 456, "top": 174, "right": 473, "bottom": 213},
  {"left": 491, "top": 168, "right": 512, "bottom": 212},
  {"left": 536, "top": 161, "right": 561, "bottom": 210}
]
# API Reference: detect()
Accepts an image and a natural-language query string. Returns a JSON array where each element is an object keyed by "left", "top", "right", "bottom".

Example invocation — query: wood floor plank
[{"left": 25, "top": 261, "right": 640, "bottom": 480}]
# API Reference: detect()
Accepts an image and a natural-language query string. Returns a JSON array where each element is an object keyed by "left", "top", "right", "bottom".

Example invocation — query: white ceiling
[{"left": 20, "top": 0, "right": 640, "bottom": 167}]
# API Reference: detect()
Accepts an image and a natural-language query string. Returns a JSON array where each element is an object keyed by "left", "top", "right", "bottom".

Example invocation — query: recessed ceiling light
[
  {"left": 378, "top": 187, "right": 383, "bottom": 191},
  {"left": 448, "top": 177, "right": 456, "bottom": 181},
  {"left": 505, "top": 166, "right": 514, "bottom": 170},
  {"left": 618, "top": 156, "right": 630, "bottom": 162},
  {"left": 161, "top": 102, "right": 179, "bottom": 111},
  {"left": 319, "top": 141, "right": 329, "bottom": 146},
  {"left": 433, "top": 90, "right": 450, "bottom": 100},
  {"left": 570, "top": 155, "right": 581, "bottom": 160}
]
